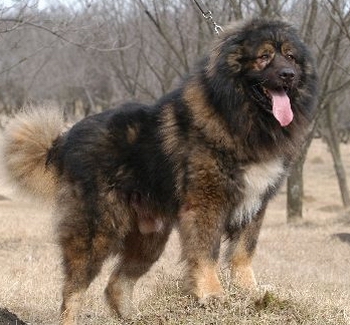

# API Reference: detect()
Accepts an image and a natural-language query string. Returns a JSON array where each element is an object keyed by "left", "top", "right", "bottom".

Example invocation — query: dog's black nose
[{"left": 279, "top": 68, "right": 295, "bottom": 81}]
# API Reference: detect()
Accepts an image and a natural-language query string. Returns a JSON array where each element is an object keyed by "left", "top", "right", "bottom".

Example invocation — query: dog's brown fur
[{"left": 2, "top": 18, "right": 317, "bottom": 325}]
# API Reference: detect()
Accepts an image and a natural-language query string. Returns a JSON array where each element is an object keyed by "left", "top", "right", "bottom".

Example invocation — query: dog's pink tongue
[{"left": 268, "top": 89, "right": 293, "bottom": 127}]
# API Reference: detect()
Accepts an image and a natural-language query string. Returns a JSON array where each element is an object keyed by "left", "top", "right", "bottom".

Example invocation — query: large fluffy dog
[{"left": 2, "top": 18, "right": 317, "bottom": 324}]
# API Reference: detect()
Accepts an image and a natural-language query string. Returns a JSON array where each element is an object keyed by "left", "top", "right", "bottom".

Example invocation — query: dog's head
[
  {"left": 244, "top": 40, "right": 300, "bottom": 91},
  {"left": 207, "top": 18, "right": 317, "bottom": 127}
]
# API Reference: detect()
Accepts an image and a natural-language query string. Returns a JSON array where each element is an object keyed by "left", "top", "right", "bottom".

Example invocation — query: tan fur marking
[
  {"left": 160, "top": 104, "right": 185, "bottom": 196},
  {"left": 160, "top": 105, "right": 179, "bottom": 156},
  {"left": 229, "top": 208, "right": 266, "bottom": 290},
  {"left": 126, "top": 124, "right": 139, "bottom": 144},
  {"left": 281, "top": 42, "right": 296, "bottom": 57},
  {"left": 184, "top": 259, "right": 224, "bottom": 303},
  {"left": 231, "top": 239, "right": 257, "bottom": 289},
  {"left": 232, "top": 264, "right": 257, "bottom": 289},
  {"left": 251, "top": 42, "right": 276, "bottom": 70},
  {"left": 105, "top": 274, "right": 137, "bottom": 319},
  {"left": 184, "top": 82, "right": 234, "bottom": 149},
  {"left": 60, "top": 291, "right": 84, "bottom": 325}
]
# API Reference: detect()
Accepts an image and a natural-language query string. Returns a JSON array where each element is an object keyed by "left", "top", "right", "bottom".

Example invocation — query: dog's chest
[{"left": 233, "top": 159, "right": 285, "bottom": 225}]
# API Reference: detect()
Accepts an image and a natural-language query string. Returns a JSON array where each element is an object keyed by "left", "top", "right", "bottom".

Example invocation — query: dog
[{"left": 2, "top": 18, "right": 318, "bottom": 324}]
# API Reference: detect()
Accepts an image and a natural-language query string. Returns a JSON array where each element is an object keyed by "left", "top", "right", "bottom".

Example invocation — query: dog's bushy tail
[{"left": 1, "top": 103, "right": 65, "bottom": 201}]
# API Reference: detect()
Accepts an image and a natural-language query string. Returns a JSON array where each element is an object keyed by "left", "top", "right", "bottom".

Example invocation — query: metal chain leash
[{"left": 191, "top": 0, "right": 223, "bottom": 36}]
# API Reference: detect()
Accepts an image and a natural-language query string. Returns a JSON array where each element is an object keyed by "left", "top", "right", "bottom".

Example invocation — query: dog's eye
[
  {"left": 259, "top": 54, "right": 270, "bottom": 61},
  {"left": 286, "top": 54, "right": 295, "bottom": 61}
]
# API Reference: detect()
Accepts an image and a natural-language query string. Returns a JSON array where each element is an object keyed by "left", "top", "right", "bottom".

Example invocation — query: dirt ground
[{"left": 0, "top": 139, "right": 349, "bottom": 324}]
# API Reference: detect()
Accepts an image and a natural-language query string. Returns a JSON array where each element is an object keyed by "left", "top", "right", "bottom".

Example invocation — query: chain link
[{"left": 192, "top": 0, "right": 224, "bottom": 36}]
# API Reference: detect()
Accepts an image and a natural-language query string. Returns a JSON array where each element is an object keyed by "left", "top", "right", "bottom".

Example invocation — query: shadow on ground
[
  {"left": 0, "top": 308, "right": 26, "bottom": 325},
  {"left": 333, "top": 232, "right": 350, "bottom": 244}
]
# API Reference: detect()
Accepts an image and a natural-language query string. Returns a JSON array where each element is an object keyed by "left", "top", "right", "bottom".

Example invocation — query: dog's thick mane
[{"left": 192, "top": 18, "right": 318, "bottom": 160}]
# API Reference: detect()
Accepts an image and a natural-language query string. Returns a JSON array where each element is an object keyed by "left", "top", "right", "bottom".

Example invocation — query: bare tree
[
  {"left": 286, "top": 0, "right": 319, "bottom": 222},
  {"left": 0, "top": 0, "right": 349, "bottom": 220}
]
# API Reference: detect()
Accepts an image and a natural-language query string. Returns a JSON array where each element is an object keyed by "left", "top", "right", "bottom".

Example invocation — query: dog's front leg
[
  {"left": 178, "top": 200, "right": 226, "bottom": 304},
  {"left": 225, "top": 206, "right": 266, "bottom": 290}
]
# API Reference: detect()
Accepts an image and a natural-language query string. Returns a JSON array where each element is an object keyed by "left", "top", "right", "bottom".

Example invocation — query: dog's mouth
[{"left": 263, "top": 87, "right": 293, "bottom": 127}]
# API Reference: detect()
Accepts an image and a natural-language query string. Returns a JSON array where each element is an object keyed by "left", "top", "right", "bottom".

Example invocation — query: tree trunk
[
  {"left": 324, "top": 105, "right": 350, "bottom": 208},
  {"left": 286, "top": 0, "right": 318, "bottom": 223},
  {"left": 287, "top": 131, "right": 314, "bottom": 223},
  {"left": 287, "top": 156, "right": 304, "bottom": 223}
]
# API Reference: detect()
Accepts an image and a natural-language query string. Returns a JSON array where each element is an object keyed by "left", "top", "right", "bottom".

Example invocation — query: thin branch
[
  {"left": 0, "top": 18, "right": 136, "bottom": 52},
  {"left": 323, "top": 0, "right": 350, "bottom": 42}
]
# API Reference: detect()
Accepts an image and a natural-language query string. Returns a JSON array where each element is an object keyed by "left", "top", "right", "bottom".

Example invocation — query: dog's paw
[
  {"left": 197, "top": 290, "right": 225, "bottom": 306},
  {"left": 105, "top": 275, "right": 137, "bottom": 319},
  {"left": 231, "top": 265, "right": 257, "bottom": 290}
]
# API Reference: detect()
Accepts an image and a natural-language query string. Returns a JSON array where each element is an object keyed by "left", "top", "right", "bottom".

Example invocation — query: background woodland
[{"left": 0, "top": 0, "right": 349, "bottom": 219}]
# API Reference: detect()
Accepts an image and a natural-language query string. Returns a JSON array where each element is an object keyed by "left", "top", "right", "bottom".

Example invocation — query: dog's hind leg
[
  {"left": 59, "top": 234, "right": 112, "bottom": 325},
  {"left": 59, "top": 223, "right": 112, "bottom": 325},
  {"left": 105, "top": 225, "right": 172, "bottom": 319},
  {"left": 225, "top": 206, "right": 266, "bottom": 290}
]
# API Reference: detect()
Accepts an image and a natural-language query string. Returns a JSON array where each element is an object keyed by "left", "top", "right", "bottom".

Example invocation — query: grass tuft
[{"left": 120, "top": 277, "right": 349, "bottom": 325}]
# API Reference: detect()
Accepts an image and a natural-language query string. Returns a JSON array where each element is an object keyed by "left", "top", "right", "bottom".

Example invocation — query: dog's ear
[
  {"left": 207, "top": 42, "right": 243, "bottom": 77},
  {"left": 227, "top": 46, "right": 243, "bottom": 73}
]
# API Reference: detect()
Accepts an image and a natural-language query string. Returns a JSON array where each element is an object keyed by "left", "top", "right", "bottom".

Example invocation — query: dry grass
[
  {"left": 0, "top": 139, "right": 350, "bottom": 324},
  {"left": 130, "top": 281, "right": 348, "bottom": 325}
]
